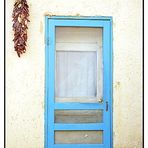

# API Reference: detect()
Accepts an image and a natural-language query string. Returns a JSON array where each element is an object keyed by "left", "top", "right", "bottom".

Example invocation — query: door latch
[{"left": 106, "top": 101, "right": 109, "bottom": 111}]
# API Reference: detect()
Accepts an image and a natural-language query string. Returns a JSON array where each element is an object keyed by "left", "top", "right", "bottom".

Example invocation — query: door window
[{"left": 55, "top": 27, "right": 103, "bottom": 103}]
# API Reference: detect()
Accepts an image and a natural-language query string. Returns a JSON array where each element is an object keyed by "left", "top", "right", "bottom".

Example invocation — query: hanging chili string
[{"left": 12, "top": 0, "right": 30, "bottom": 57}]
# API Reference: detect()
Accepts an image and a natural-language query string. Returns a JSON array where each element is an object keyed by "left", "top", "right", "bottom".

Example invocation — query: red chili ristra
[{"left": 12, "top": 0, "right": 30, "bottom": 57}]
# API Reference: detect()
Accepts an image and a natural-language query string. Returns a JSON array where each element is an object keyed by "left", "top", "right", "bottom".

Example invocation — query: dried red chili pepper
[{"left": 12, "top": 0, "right": 29, "bottom": 57}]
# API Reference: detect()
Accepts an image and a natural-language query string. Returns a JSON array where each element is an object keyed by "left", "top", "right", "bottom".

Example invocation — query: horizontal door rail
[
  {"left": 54, "top": 103, "right": 104, "bottom": 110},
  {"left": 54, "top": 123, "right": 104, "bottom": 130},
  {"left": 53, "top": 144, "right": 104, "bottom": 148},
  {"left": 51, "top": 20, "right": 107, "bottom": 27}
]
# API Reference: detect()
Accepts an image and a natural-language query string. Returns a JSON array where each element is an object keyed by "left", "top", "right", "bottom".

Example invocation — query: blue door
[{"left": 45, "top": 16, "right": 113, "bottom": 148}]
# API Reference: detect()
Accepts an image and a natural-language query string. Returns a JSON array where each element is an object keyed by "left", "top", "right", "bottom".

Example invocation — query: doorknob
[{"left": 97, "top": 98, "right": 103, "bottom": 103}]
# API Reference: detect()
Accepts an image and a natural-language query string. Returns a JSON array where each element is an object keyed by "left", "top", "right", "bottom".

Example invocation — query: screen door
[{"left": 45, "top": 16, "right": 113, "bottom": 148}]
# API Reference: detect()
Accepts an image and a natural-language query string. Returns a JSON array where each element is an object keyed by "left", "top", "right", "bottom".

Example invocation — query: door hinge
[{"left": 106, "top": 101, "right": 109, "bottom": 111}]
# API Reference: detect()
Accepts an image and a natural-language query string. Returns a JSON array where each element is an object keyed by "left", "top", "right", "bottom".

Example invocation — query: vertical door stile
[
  {"left": 103, "top": 21, "right": 112, "bottom": 148},
  {"left": 48, "top": 20, "right": 55, "bottom": 147},
  {"left": 110, "top": 19, "right": 113, "bottom": 148}
]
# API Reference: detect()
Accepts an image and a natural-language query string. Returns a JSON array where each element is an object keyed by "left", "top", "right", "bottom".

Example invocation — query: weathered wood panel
[
  {"left": 55, "top": 130, "right": 103, "bottom": 144},
  {"left": 55, "top": 110, "right": 103, "bottom": 123}
]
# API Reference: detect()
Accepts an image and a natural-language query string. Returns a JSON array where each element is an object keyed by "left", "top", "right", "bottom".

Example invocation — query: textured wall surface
[{"left": 6, "top": 0, "right": 142, "bottom": 147}]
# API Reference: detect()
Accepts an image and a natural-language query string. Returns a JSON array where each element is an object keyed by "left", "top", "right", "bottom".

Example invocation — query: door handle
[
  {"left": 106, "top": 101, "right": 109, "bottom": 111},
  {"left": 97, "top": 98, "right": 103, "bottom": 103}
]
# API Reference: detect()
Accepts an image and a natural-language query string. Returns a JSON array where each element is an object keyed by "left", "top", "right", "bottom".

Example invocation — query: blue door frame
[{"left": 45, "top": 16, "right": 113, "bottom": 148}]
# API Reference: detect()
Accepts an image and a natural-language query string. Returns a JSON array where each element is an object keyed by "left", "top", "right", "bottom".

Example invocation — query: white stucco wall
[{"left": 6, "top": 0, "right": 142, "bottom": 147}]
